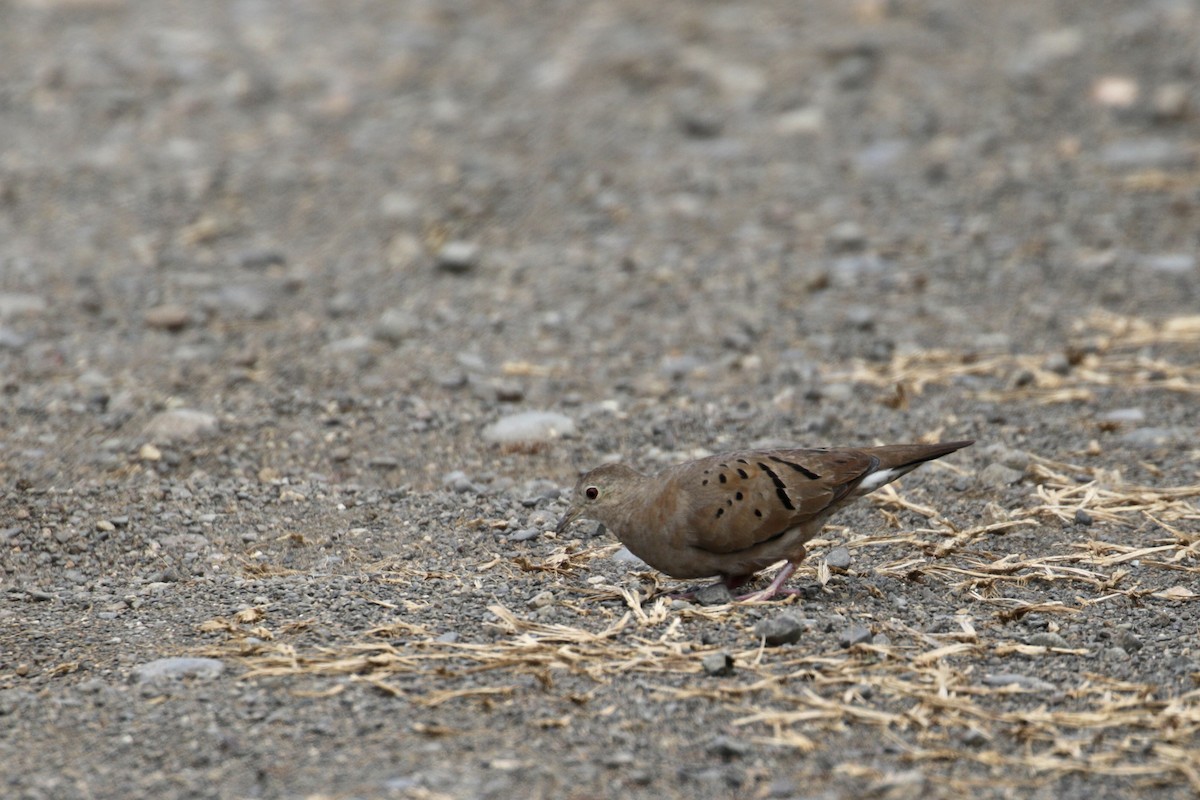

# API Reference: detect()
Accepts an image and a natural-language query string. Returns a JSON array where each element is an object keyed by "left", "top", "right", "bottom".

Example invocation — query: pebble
[
  {"left": 374, "top": 308, "right": 422, "bottom": 344},
  {"left": 753, "top": 612, "right": 808, "bottom": 646},
  {"left": 1074, "top": 509, "right": 1094, "bottom": 526},
  {"left": 827, "top": 221, "right": 867, "bottom": 252},
  {"left": 133, "top": 657, "right": 225, "bottom": 683},
  {"left": 202, "top": 284, "right": 274, "bottom": 319},
  {"left": 435, "top": 241, "right": 480, "bottom": 274},
  {"left": 693, "top": 583, "right": 734, "bottom": 606},
  {"left": 1098, "top": 407, "right": 1146, "bottom": 424},
  {"left": 976, "top": 463, "right": 1024, "bottom": 488},
  {"left": 508, "top": 528, "right": 540, "bottom": 542},
  {"left": 1120, "top": 427, "right": 1183, "bottom": 448},
  {"left": 527, "top": 590, "right": 555, "bottom": 609},
  {"left": 611, "top": 547, "right": 648, "bottom": 569},
  {"left": 0, "top": 327, "right": 28, "bottom": 349},
  {"left": 482, "top": 412, "right": 575, "bottom": 444},
  {"left": 1152, "top": 82, "right": 1190, "bottom": 121},
  {"left": 441, "top": 471, "right": 481, "bottom": 494},
  {"left": 825, "top": 547, "right": 852, "bottom": 570},
  {"left": 706, "top": 735, "right": 749, "bottom": 760},
  {"left": 701, "top": 653, "right": 734, "bottom": 677},
  {"left": 840, "top": 624, "right": 872, "bottom": 648},
  {"left": 143, "top": 409, "right": 219, "bottom": 443},
  {"left": 144, "top": 304, "right": 192, "bottom": 331},
  {"left": 1140, "top": 253, "right": 1196, "bottom": 275},
  {"left": 1102, "top": 646, "right": 1131, "bottom": 662},
  {"left": 0, "top": 293, "right": 47, "bottom": 318},
  {"left": 1099, "top": 137, "right": 1193, "bottom": 170},
  {"left": 1027, "top": 632, "right": 1069, "bottom": 649},
  {"left": 1116, "top": 630, "right": 1143, "bottom": 653},
  {"left": 981, "top": 673, "right": 1055, "bottom": 692}
]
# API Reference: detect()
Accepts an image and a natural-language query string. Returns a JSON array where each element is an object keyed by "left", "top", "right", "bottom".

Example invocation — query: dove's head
[{"left": 555, "top": 462, "right": 644, "bottom": 535}]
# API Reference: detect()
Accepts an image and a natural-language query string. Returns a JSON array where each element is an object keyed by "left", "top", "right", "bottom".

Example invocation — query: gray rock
[
  {"left": 701, "top": 653, "right": 734, "bottom": 677},
  {"left": 977, "top": 462, "right": 1024, "bottom": 488},
  {"left": 706, "top": 734, "right": 749, "bottom": 760},
  {"left": 1027, "top": 632, "right": 1069, "bottom": 649},
  {"left": 1074, "top": 509, "right": 1094, "bottom": 526},
  {"left": 1099, "top": 138, "right": 1193, "bottom": 170},
  {"left": 827, "top": 221, "right": 866, "bottom": 252},
  {"left": 1098, "top": 408, "right": 1146, "bottom": 424},
  {"left": 527, "top": 590, "right": 554, "bottom": 609},
  {"left": 374, "top": 308, "right": 422, "bottom": 344},
  {"left": 441, "top": 471, "right": 481, "bottom": 494},
  {"left": 1140, "top": 253, "right": 1196, "bottom": 275},
  {"left": 508, "top": 528, "right": 540, "bottom": 542},
  {"left": 1102, "top": 646, "right": 1131, "bottom": 662},
  {"left": 0, "top": 327, "right": 29, "bottom": 349},
  {"left": 825, "top": 546, "right": 852, "bottom": 570},
  {"left": 144, "top": 304, "right": 192, "bottom": 331},
  {"left": 143, "top": 409, "right": 219, "bottom": 443},
  {"left": 754, "top": 612, "right": 808, "bottom": 646},
  {"left": 840, "top": 624, "right": 872, "bottom": 647},
  {"left": 0, "top": 293, "right": 47, "bottom": 318},
  {"left": 1120, "top": 427, "right": 1184, "bottom": 448},
  {"left": 435, "top": 241, "right": 480, "bottom": 274},
  {"left": 1116, "top": 630, "right": 1143, "bottom": 653},
  {"left": 693, "top": 583, "right": 734, "bottom": 606},
  {"left": 981, "top": 673, "right": 1055, "bottom": 691},
  {"left": 133, "top": 657, "right": 225, "bottom": 683},
  {"left": 482, "top": 412, "right": 575, "bottom": 444},
  {"left": 204, "top": 284, "right": 274, "bottom": 319},
  {"left": 611, "top": 546, "right": 648, "bottom": 569}
]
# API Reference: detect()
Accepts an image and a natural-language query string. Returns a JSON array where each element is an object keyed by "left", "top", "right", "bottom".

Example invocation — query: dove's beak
[{"left": 555, "top": 506, "right": 580, "bottom": 536}]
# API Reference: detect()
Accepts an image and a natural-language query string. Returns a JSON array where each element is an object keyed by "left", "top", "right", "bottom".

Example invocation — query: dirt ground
[{"left": 2, "top": 1, "right": 1199, "bottom": 798}]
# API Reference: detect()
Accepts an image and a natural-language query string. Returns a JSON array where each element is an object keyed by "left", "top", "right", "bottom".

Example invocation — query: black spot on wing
[
  {"left": 715, "top": 508, "right": 724, "bottom": 519},
  {"left": 736, "top": 468, "right": 748, "bottom": 479},
  {"left": 769, "top": 455, "right": 821, "bottom": 480},
  {"left": 757, "top": 463, "right": 795, "bottom": 511}
]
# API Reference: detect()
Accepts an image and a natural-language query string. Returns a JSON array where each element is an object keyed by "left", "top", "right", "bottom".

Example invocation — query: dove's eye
[{"left": 585, "top": 486, "right": 599, "bottom": 500}]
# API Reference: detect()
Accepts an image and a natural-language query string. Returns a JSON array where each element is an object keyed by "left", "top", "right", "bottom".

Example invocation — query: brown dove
[{"left": 556, "top": 440, "right": 973, "bottom": 601}]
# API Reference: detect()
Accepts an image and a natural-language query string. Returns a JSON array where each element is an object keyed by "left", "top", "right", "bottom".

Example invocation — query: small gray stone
[
  {"left": 701, "top": 653, "right": 734, "bottom": 677},
  {"left": 527, "top": 590, "right": 555, "bottom": 609},
  {"left": 1074, "top": 509, "right": 1094, "bottom": 526},
  {"left": 144, "top": 304, "right": 192, "bottom": 331},
  {"left": 981, "top": 673, "right": 1055, "bottom": 691},
  {"left": 1099, "top": 137, "right": 1193, "bottom": 170},
  {"left": 1100, "top": 407, "right": 1146, "bottom": 423},
  {"left": 374, "top": 308, "right": 422, "bottom": 344},
  {"left": 1140, "top": 254, "right": 1196, "bottom": 274},
  {"left": 1102, "top": 646, "right": 1131, "bottom": 662},
  {"left": 1120, "top": 427, "right": 1183, "bottom": 448},
  {"left": 1027, "top": 632, "right": 1069, "bottom": 649},
  {"left": 204, "top": 284, "right": 274, "bottom": 319},
  {"left": 977, "top": 462, "right": 1024, "bottom": 488},
  {"left": 508, "top": 528, "right": 540, "bottom": 542},
  {"left": 435, "top": 241, "right": 480, "bottom": 274},
  {"left": 143, "top": 409, "right": 219, "bottom": 444},
  {"left": 706, "top": 734, "right": 749, "bottom": 760},
  {"left": 133, "top": 657, "right": 225, "bottom": 683},
  {"left": 825, "top": 546, "right": 852, "bottom": 570},
  {"left": 0, "top": 293, "right": 47, "bottom": 318},
  {"left": 441, "top": 471, "right": 481, "bottom": 494},
  {"left": 611, "top": 546, "right": 648, "bottom": 569},
  {"left": 827, "top": 221, "right": 866, "bottom": 252},
  {"left": 693, "top": 583, "right": 734, "bottom": 606},
  {"left": 840, "top": 624, "right": 872, "bottom": 648},
  {"left": 482, "top": 412, "right": 575, "bottom": 444},
  {"left": 754, "top": 612, "right": 807, "bottom": 646},
  {"left": 1116, "top": 630, "right": 1143, "bottom": 653}
]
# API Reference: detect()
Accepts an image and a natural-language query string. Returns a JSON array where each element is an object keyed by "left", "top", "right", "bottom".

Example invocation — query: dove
[{"left": 556, "top": 440, "right": 973, "bottom": 601}]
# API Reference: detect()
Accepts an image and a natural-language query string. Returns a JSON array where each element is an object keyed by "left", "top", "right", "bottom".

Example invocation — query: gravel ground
[{"left": 2, "top": 1, "right": 1199, "bottom": 799}]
